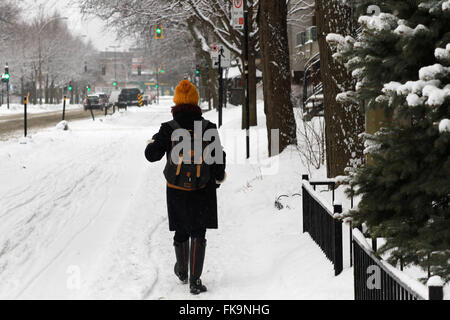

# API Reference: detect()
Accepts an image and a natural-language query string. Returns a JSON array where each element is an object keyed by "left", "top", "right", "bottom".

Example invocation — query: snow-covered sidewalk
[{"left": 0, "top": 98, "right": 353, "bottom": 300}]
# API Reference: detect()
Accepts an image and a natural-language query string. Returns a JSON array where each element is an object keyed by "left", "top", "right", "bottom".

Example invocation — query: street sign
[
  {"left": 211, "top": 44, "right": 219, "bottom": 59},
  {"left": 231, "top": 0, "right": 245, "bottom": 30},
  {"left": 211, "top": 44, "right": 231, "bottom": 69}
]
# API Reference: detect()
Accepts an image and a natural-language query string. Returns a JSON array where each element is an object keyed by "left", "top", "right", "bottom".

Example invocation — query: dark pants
[{"left": 174, "top": 229, "right": 206, "bottom": 243}]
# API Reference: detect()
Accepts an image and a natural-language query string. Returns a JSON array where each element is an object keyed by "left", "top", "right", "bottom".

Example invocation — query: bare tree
[{"left": 0, "top": 5, "right": 97, "bottom": 105}]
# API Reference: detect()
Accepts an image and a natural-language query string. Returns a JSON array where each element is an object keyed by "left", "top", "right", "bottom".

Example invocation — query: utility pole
[
  {"left": 39, "top": 32, "right": 42, "bottom": 105},
  {"left": 7, "top": 76, "right": 9, "bottom": 110},
  {"left": 24, "top": 96, "right": 27, "bottom": 137},
  {"left": 114, "top": 50, "right": 117, "bottom": 84},
  {"left": 109, "top": 45, "right": 120, "bottom": 89},
  {"left": 2, "top": 63, "right": 10, "bottom": 110},
  {"left": 231, "top": 0, "right": 249, "bottom": 158},
  {"left": 244, "top": 6, "right": 250, "bottom": 159},
  {"left": 218, "top": 48, "right": 223, "bottom": 128},
  {"left": 156, "top": 69, "right": 160, "bottom": 105}
]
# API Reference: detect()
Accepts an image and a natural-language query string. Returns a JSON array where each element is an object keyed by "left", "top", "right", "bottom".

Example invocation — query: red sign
[
  {"left": 234, "top": 0, "right": 243, "bottom": 9},
  {"left": 211, "top": 44, "right": 219, "bottom": 53}
]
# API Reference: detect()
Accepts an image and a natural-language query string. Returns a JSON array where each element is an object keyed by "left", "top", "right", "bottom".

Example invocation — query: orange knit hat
[{"left": 173, "top": 80, "right": 199, "bottom": 106}]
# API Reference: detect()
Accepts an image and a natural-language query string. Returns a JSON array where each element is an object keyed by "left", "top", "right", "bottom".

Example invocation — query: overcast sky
[{"left": 22, "top": 0, "right": 131, "bottom": 51}]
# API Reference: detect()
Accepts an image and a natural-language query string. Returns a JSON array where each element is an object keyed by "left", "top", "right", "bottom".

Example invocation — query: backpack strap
[
  {"left": 201, "top": 120, "right": 212, "bottom": 135},
  {"left": 167, "top": 120, "right": 182, "bottom": 131},
  {"left": 168, "top": 119, "right": 211, "bottom": 133}
]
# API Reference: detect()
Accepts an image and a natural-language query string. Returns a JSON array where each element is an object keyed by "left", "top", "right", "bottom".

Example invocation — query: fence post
[
  {"left": 350, "top": 222, "right": 353, "bottom": 267},
  {"left": 427, "top": 276, "right": 444, "bottom": 300},
  {"left": 302, "top": 175, "right": 309, "bottom": 234},
  {"left": 372, "top": 238, "right": 378, "bottom": 252},
  {"left": 333, "top": 204, "right": 343, "bottom": 276},
  {"left": 332, "top": 182, "right": 336, "bottom": 204}
]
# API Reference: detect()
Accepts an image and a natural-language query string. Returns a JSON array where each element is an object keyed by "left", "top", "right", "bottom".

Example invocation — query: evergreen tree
[{"left": 329, "top": 1, "right": 450, "bottom": 281}]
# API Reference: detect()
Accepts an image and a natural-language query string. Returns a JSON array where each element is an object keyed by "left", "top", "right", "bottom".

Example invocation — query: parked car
[
  {"left": 118, "top": 88, "right": 141, "bottom": 108},
  {"left": 96, "top": 93, "right": 111, "bottom": 108},
  {"left": 84, "top": 95, "right": 105, "bottom": 111}
]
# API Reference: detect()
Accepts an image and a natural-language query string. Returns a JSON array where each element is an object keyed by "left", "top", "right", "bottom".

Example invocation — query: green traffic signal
[
  {"left": 160, "top": 69, "right": 165, "bottom": 73},
  {"left": 4, "top": 73, "right": 10, "bottom": 80},
  {"left": 68, "top": 86, "right": 73, "bottom": 91},
  {"left": 113, "top": 81, "right": 117, "bottom": 86}
]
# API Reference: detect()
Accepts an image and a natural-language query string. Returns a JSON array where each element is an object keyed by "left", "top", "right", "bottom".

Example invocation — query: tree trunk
[
  {"left": 188, "top": 21, "right": 219, "bottom": 110},
  {"left": 316, "top": 0, "right": 365, "bottom": 178},
  {"left": 20, "top": 76, "right": 24, "bottom": 100},
  {"left": 258, "top": 0, "right": 297, "bottom": 156},
  {"left": 32, "top": 70, "right": 37, "bottom": 105},
  {"left": 45, "top": 74, "right": 49, "bottom": 104}
]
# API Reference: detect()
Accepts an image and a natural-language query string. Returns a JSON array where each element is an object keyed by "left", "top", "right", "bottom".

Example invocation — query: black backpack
[{"left": 164, "top": 120, "right": 212, "bottom": 191}]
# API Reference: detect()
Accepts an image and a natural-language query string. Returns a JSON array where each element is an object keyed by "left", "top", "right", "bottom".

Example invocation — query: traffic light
[
  {"left": 2, "top": 65, "right": 10, "bottom": 83},
  {"left": 196, "top": 65, "right": 200, "bottom": 75},
  {"left": 113, "top": 81, "right": 118, "bottom": 87},
  {"left": 155, "top": 24, "right": 163, "bottom": 39},
  {"left": 68, "top": 81, "right": 73, "bottom": 92},
  {"left": 138, "top": 65, "right": 142, "bottom": 76},
  {"left": 87, "top": 85, "right": 91, "bottom": 92},
  {"left": 102, "top": 65, "right": 106, "bottom": 76},
  {"left": 160, "top": 68, "right": 165, "bottom": 74},
  {"left": 155, "top": 84, "right": 159, "bottom": 89}
]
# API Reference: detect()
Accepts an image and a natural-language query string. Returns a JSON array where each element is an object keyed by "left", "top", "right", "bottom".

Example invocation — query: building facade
[{"left": 287, "top": 0, "right": 320, "bottom": 85}]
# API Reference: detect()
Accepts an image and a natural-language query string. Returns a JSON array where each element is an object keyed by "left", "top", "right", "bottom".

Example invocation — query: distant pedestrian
[{"left": 145, "top": 80, "right": 226, "bottom": 295}]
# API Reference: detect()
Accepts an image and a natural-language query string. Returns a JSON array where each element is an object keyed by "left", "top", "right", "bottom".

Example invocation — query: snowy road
[
  {"left": 0, "top": 107, "right": 105, "bottom": 141},
  {"left": 0, "top": 98, "right": 353, "bottom": 300}
]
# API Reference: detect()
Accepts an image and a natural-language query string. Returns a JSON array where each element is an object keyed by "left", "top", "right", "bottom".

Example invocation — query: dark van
[{"left": 118, "top": 88, "right": 141, "bottom": 107}]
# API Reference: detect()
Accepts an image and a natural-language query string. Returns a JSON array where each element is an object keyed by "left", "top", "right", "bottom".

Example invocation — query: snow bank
[{"left": 0, "top": 103, "right": 82, "bottom": 115}]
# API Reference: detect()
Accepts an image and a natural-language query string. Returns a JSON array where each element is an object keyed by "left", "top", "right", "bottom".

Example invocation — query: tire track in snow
[
  {"left": 0, "top": 137, "right": 124, "bottom": 298},
  {"left": 1, "top": 108, "right": 171, "bottom": 299},
  {"left": 141, "top": 214, "right": 168, "bottom": 300},
  {"left": 13, "top": 195, "right": 111, "bottom": 299}
]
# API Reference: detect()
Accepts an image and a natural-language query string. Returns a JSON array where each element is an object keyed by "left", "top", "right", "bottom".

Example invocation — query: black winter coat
[{"left": 145, "top": 105, "right": 226, "bottom": 232}]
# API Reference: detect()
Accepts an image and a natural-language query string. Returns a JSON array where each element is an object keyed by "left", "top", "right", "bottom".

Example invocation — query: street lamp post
[{"left": 37, "top": 16, "right": 68, "bottom": 105}]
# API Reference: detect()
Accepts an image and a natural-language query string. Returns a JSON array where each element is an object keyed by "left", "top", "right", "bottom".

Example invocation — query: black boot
[
  {"left": 174, "top": 240, "right": 189, "bottom": 284},
  {"left": 190, "top": 238, "right": 207, "bottom": 295}
]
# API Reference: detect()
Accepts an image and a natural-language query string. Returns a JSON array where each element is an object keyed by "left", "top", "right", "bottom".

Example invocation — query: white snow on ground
[
  {"left": 0, "top": 103, "right": 82, "bottom": 115},
  {"left": 0, "top": 97, "right": 354, "bottom": 300}
]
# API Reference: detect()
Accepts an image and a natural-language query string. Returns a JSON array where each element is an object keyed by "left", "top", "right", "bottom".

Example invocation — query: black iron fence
[
  {"left": 353, "top": 230, "right": 444, "bottom": 300},
  {"left": 301, "top": 175, "right": 445, "bottom": 300},
  {"left": 302, "top": 175, "right": 343, "bottom": 276}
]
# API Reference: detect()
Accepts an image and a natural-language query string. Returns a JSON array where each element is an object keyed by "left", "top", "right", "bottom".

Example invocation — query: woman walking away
[{"left": 145, "top": 80, "right": 226, "bottom": 295}]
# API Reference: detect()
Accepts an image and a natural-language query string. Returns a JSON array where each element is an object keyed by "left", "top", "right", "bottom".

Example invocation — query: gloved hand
[{"left": 216, "top": 172, "right": 227, "bottom": 184}]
